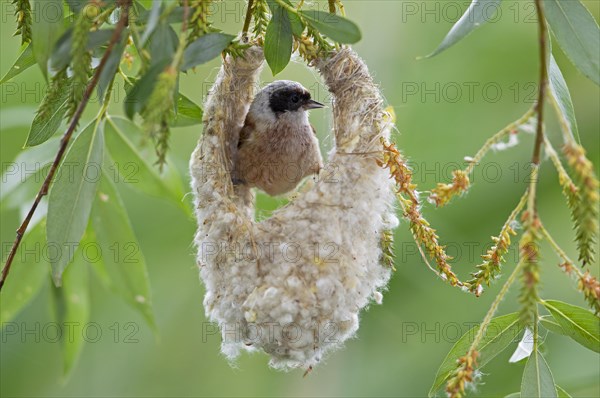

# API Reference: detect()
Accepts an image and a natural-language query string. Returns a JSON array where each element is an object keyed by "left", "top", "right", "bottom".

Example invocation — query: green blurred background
[{"left": 1, "top": 0, "right": 599, "bottom": 396}]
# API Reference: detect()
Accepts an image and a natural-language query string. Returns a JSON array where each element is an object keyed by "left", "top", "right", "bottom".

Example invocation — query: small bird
[{"left": 234, "top": 80, "right": 324, "bottom": 196}]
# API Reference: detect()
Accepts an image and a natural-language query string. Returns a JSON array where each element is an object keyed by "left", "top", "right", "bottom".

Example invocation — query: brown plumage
[{"left": 234, "top": 81, "right": 324, "bottom": 196}]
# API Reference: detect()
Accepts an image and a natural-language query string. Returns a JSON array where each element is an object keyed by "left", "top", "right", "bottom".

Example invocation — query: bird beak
[{"left": 304, "top": 99, "right": 325, "bottom": 110}]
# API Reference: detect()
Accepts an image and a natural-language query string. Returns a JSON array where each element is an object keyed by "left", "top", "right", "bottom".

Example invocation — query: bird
[{"left": 233, "top": 80, "right": 325, "bottom": 196}]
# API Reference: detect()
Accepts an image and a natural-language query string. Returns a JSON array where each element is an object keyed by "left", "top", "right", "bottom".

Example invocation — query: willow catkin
[{"left": 190, "top": 46, "right": 398, "bottom": 369}]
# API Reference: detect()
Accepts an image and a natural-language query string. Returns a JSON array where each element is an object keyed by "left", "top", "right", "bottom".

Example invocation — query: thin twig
[
  {"left": 539, "top": 223, "right": 584, "bottom": 278},
  {"left": 548, "top": 93, "right": 578, "bottom": 145},
  {"left": 471, "top": 258, "right": 525, "bottom": 352},
  {"left": 531, "top": 0, "right": 548, "bottom": 168},
  {"left": 523, "top": 0, "right": 549, "bottom": 352},
  {"left": 182, "top": 0, "right": 190, "bottom": 34},
  {"left": 328, "top": 0, "right": 336, "bottom": 14},
  {"left": 335, "top": 1, "right": 346, "bottom": 16},
  {"left": 526, "top": 0, "right": 548, "bottom": 218},
  {"left": 544, "top": 134, "right": 576, "bottom": 187},
  {"left": 464, "top": 107, "right": 535, "bottom": 178},
  {"left": 242, "top": 0, "right": 255, "bottom": 39},
  {"left": 428, "top": 107, "right": 535, "bottom": 207},
  {"left": 0, "top": 0, "right": 133, "bottom": 292},
  {"left": 171, "top": 0, "right": 190, "bottom": 67}
]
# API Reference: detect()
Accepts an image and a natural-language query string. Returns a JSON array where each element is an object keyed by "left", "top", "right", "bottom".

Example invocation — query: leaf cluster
[
  {"left": 420, "top": 1, "right": 600, "bottom": 396},
  {"left": 0, "top": 0, "right": 368, "bottom": 378}
]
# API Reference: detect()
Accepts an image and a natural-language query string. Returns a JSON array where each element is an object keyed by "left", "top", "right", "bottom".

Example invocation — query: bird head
[{"left": 265, "top": 80, "right": 325, "bottom": 115}]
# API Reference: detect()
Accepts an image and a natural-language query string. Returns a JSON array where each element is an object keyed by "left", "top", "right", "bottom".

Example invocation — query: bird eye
[{"left": 291, "top": 95, "right": 300, "bottom": 103}]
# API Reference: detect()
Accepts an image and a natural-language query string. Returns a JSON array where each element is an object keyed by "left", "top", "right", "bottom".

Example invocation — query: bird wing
[{"left": 238, "top": 116, "right": 255, "bottom": 148}]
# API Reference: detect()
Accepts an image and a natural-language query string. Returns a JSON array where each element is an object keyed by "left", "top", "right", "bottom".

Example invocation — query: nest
[{"left": 189, "top": 46, "right": 398, "bottom": 369}]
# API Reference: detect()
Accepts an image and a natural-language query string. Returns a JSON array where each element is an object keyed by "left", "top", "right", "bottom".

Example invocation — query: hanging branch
[
  {"left": 328, "top": 0, "right": 336, "bottom": 14},
  {"left": 242, "top": 0, "right": 255, "bottom": 39},
  {"left": 531, "top": 0, "right": 548, "bottom": 170},
  {"left": 0, "top": 0, "right": 133, "bottom": 292},
  {"left": 516, "top": 0, "right": 548, "bottom": 356},
  {"left": 444, "top": 2, "right": 551, "bottom": 397},
  {"left": 429, "top": 108, "right": 535, "bottom": 207}
]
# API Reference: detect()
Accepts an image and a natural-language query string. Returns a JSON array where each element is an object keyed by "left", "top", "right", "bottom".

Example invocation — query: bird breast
[{"left": 236, "top": 114, "right": 322, "bottom": 196}]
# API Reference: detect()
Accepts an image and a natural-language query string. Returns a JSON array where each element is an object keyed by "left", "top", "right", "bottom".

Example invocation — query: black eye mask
[{"left": 269, "top": 88, "right": 311, "bottom": 114}]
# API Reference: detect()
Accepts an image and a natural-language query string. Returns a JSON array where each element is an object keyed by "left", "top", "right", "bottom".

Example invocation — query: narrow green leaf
[
  {"left": 171, "top": 93, "right": 203, "bottom": 127},
  {"left": 426, "top": 0, "right": 502, "bottom": 57},
  {"left": 91, "top": 172, "right": 156, "bottom": 329},
  {"left": 280, "top": 0, "right": 304, "bottom": 36},
  {"left": 122, "top": 75, "right": 201, "bottom": 128},
  {"left": 299, "top": 10, "right": 361, "bottom": 44},
  {"left": 1, "top": 137, "right": 59, "bottom": 205},
  {"left": 31, "top": 0, "right": 65, "bottom": 80},
  {"left": 148, "top": 22, "right": 178, "bottom": 68},
  {"left": 0, "top": 116, "right": 52, "bottom": 216},
  {"left": 556, "top": 385, "right": 572, "bottom": 398},
  {"left": 26, "top": 103, "right": 68, "bottom": 147},
  {"left": 98, "top": 31, "right": 128, "bottom": 103},
  {"left": 542, "top": 300, "right": 600, "bottom": 353},
  {"left": 105, "top": 116, "right": 186, "bottom": 207},
  {"left": 505, "top": 393, "right": 520, "bottom": 398},
  {"left": 139, "top": 0, "right": 162, "bottom": 45},
  {"left": 0, "top": 221, "right": 48, "bottom": 325},
  {"left": 521, "top": 350, "right": 557, "bottom": 398},
  {"left": 58, "top": 243, "right": 90, "bottom": 378},
  {"left": 47, "top": 120, "right": 104, "bottom": 285},
  {"left": 539, "top": 315, "right": 566, "bottom": 336},
  {"left": 180, "top": 33, "right": 235, "bottom": 72},
  {"left": 548, "top": 54, "right": 579, "bottom": 141},
  {"left": 544, "top": 0, "right": 600, "bottom": 85},
  {"left": 25, "top": 75, "right": 71, "bottom": 147},
  {"left": 172, "top": 72, "right": 180, "bottom": 116},
  {"left": 1, "top": 177, "right": 44, "bottom": 215},
  {"left": 288, "top": 11, "right": 304, "bottom": 37},
  {"left": 264, "top": 5, "right": 293, "bottom": 76},
  {"left": 51, "top": 29, "right": 116, "bottom": 72},
  {"left": 124, "top": 59, "right": 170, "bottom": 119},
  {"left": 429, "top": 312, "right": 524, "bottom": 397},
  {"left": 0, "top": 44, "right": 36, "bottom": 85}
]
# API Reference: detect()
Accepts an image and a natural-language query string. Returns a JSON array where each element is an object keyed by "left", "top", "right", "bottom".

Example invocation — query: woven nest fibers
[{"left": 190, "top": 46, "right": 398, "bottom": 370}]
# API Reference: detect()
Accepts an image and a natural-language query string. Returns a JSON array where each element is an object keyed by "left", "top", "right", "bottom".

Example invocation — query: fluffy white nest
[{"left": 189, "top": 46, "right": 398, "bottom": 369}]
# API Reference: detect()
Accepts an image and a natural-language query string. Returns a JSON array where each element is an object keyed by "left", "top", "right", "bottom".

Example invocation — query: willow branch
[
  {"left": 465, "top": 107, "right": 536, "bottom": 177},
  {"left": 0, "top": 0, "right": 133, "bottom": 292},
  {"left": 242, "top": 0, "right": 255, "bottom": 39},
  {"left": 328, "top": 0, "right": 336, "bottom": 14},
  {"left": 539, "top": 224, "right": 583, "bottom": 277},
  {"left": 471, "top": 259, "right": 525, "bottom": 353},
  {"left": 172, "top": 0, "right": 190, "bottom": 67},
  {"left": 526, "top": 0, "right": 548, "bottom": 218},
  {"left": 182, "top": 0, "right": 190, "bottom": 33},
  {"left": 532, "top": 0, "right": 548, "bottom": 166}
]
